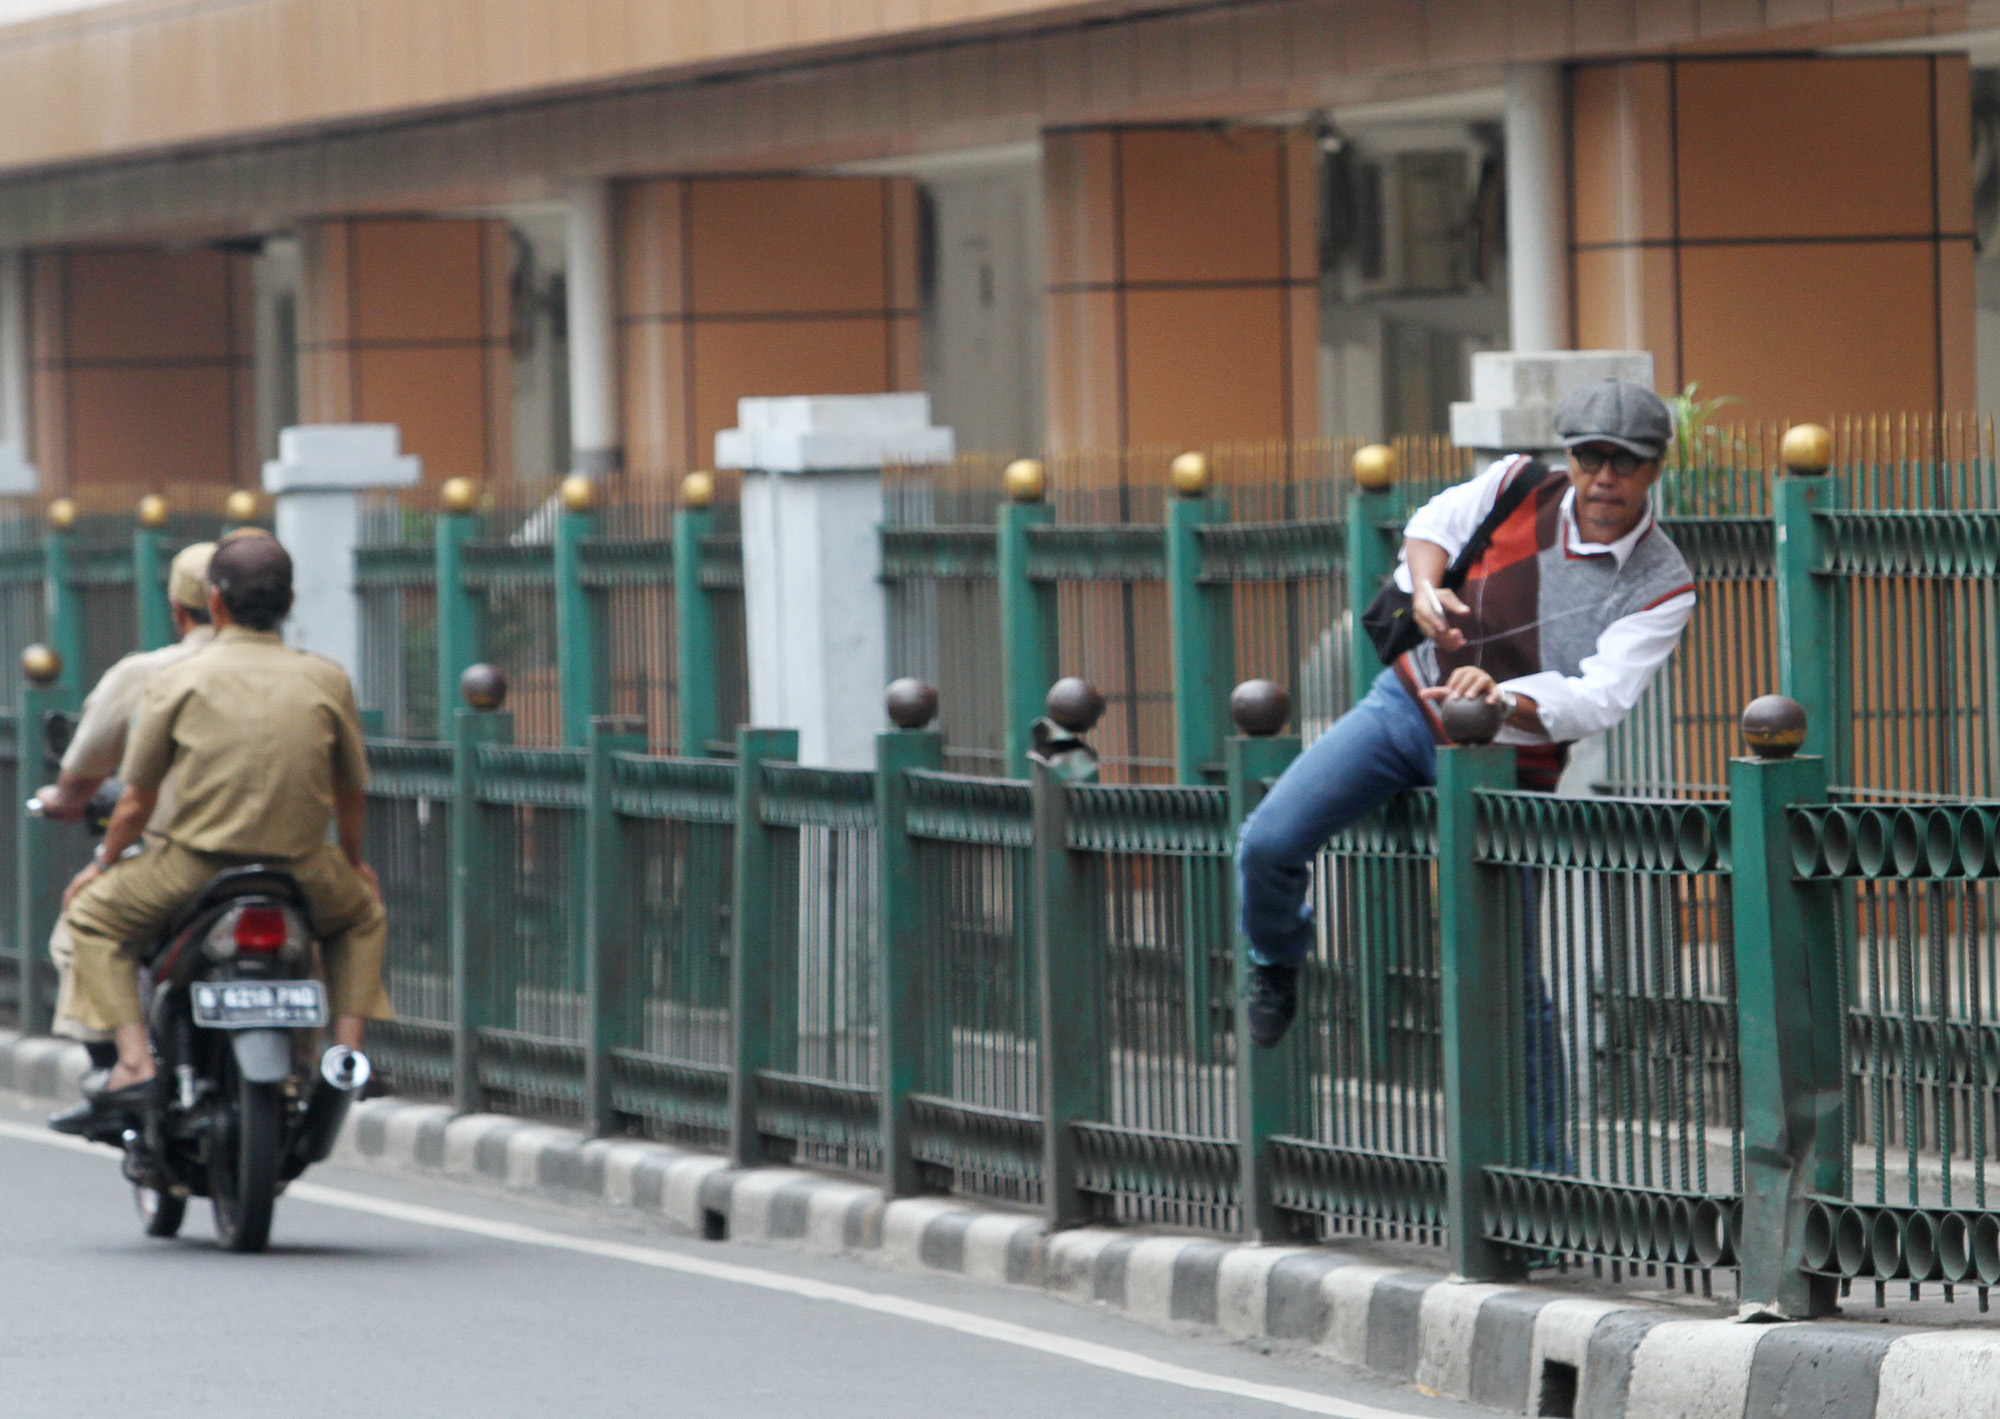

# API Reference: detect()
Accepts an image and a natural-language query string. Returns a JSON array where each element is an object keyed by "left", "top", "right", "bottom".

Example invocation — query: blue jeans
[
  {"left": 1237, "top": 668, "right": 1435, "bottom": 969},
  {"left": 1236, "top": 668, "right": 1570, "bottom": 1171}
]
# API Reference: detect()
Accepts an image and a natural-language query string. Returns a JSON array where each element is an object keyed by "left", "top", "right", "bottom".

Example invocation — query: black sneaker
[{"left": 1246, "top": 963, "right": 1299, "bottom": 1047}]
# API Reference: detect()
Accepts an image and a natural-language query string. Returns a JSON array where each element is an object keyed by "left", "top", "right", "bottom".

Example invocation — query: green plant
[{"left": 1661, "top": 383, "right": 1747, "bottom": 514}]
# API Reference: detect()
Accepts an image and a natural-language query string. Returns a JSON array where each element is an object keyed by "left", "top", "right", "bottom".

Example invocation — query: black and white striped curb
[{"left": 4, "top": 1029, "right": 1993, "bottom": 1418}]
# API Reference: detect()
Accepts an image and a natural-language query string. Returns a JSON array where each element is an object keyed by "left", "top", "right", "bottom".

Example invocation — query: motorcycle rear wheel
[
  {"left": 134, "top": 1185, "right": 185, "bottom": 1239},
  {"left": 209, "top": 1060, "right": 280, "bottom": 1254}
]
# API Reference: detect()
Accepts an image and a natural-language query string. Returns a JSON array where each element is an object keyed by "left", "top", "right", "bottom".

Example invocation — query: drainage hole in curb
[
  {"left": 1538, "top": 1360, "right": 1578, "bottom": 1417},
  {"left": 702, "top": 1208, "right": 728, "bottom": 1241}
]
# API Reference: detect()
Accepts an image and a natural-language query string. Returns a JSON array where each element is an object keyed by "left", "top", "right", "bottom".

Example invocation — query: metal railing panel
[
  {"left": 362, "top": 740, "right": 455, "bottom": 1099},
  {"left": 905, "top": 770, "right": 1041, "bottom": 1202},
  {"left": 1476, "top": 790, "right": 1741, "bottom": 1290},
  {"left": 1064, "top": 781, "right": 1237, "bottom": 1231},
  {"left": 1275, "top": 789, "right": 1445, "bottom": 1243}
]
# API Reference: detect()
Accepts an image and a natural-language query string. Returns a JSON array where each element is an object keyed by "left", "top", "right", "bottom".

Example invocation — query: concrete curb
[{"left": 0, "top": 1029, "right": 1971, "bottom": 1418}]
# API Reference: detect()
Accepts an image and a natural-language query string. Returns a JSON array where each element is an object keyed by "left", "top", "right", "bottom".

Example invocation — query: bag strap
[{"left": 1439, "top": 458, "right": 1551, "bottom": 591}]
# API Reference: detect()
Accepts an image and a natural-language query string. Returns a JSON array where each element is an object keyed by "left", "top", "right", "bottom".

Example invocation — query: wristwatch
[{"left": 1498, "top": 689, "right": 1520, "bottom": 718}]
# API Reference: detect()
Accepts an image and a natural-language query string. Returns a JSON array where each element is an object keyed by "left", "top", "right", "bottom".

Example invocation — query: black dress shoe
[
  {"left": 47, "top": 1099, "right": 97, "bottom": 1135},
  {"left": 84, "top": 1078, "right": 154, "bottom": 1115},
  {"left": 1246, "top": 962, "right": 1300, "bottom": 1047}
]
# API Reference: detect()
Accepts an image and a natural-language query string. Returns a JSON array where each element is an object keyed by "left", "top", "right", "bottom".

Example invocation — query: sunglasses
[{"left": 1569, "top": 446, "right": 1649, "bottom": 478}]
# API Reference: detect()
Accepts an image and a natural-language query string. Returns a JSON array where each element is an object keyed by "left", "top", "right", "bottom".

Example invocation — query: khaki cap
[{"left": 168, "top": 541, "right": 216, "bottom": 610}]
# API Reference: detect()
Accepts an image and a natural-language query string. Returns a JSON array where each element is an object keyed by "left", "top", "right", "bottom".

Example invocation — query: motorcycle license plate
[{"left": 191, "top": 980, "right": 327, "bottom": 1029}]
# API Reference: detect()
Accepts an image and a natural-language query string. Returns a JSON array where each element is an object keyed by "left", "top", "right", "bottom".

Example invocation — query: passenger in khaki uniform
[
  {"left": 63, "top": 535, "right": 389, "bottom": 1100},
  {"left": 35, "top": 542, "right": 217, "bottom": 1060}
]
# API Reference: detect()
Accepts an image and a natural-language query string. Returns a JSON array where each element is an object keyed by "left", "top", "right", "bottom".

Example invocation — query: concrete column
[
  {"left": 0, "top": 252, "right": 34, "bottom": 493},
  {"left": 720, "top": 395, "right": 952, "bottom": 768},
  {"left": 1506, "top": 63, "right": 1570, "bottom": 353},
  {"left": 263, "top": 424, "right": 421, "bottom": 679},
  {"left": 565, "top": 180, "right": 621, "bottom": 477}
]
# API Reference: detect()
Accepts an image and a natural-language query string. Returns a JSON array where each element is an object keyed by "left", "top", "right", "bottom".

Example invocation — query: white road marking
[{"left": 0, "top": 1115, "right": 1431, "bottom": 1418}]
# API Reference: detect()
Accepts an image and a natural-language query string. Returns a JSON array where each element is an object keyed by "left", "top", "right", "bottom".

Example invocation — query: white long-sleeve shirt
[{"left": 1391, "top": 458, "right": 1697, "bottom": 745}]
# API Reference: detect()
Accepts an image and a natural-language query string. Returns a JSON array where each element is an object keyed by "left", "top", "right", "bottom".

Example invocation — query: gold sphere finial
[
  {"left": 681, "top": 470, "right": 716, "bottom": 510},
  {"left": 1003, "top": 458, "right": 1046, "bottom": 503},
  {"left": 440, "top": 477, "right": 480, "bottom": 514},
  {"left": 21, "top": 643, "right": 60, "bottom": 685},
  {"left": 1353, "top": 443, "right": 1399, "bottom": 491},
  {"left": 1781, "top": 423, "right": 1832, "bottom": 477},
  {"left": 223, "top": 489, "right": 259, "bottom": 524},
  {"left": 560, "top": 474, "right": 596, "bottom": 514},
  {"left": 1170, "top": 451, "right": 1211, "bottom": 498},
  {"left": 47, "top": 498, "right": 76, "bottom": 531},
  {"left": 136, "top": 493, "right": 169, "bottom": 528}
]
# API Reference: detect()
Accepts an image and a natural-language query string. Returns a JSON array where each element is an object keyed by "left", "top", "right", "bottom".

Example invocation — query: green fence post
[
  {"left": 1436, "top": 741, "right": 1523, "bottom": 1281},
  {"left": 876, "top": 711, "right": 945, "bottom": 1196},
  {"left": 133, "top": 499, "right": 173, "bottom": 652},
  {"left": 1032, "top": 745, "right": 1104, "bottom": 1228},
  {"left": 999, "top": 462, "right": 1058, "bottom": 779},
  {"left": 674, "top": 478, "right": 720, "bottom": 758},
  {"left": 584, "top": 714, "right": 647, "bottom": 1136},
  {"left": 16, "top": 651, "right": 69, "bottom": 1034},
  {"left": 1729, "top": 701, "right": 1842, "bottom": 1318},
  {"left": 435, "top": 492, "right": 481, "bottom": 744},
  {"left": 449, "top": 683, "right": 511, "bottom": 1115},
  {"left": 729, "top": 726, "right": 797, "bottom": 1167},
  {"left": 1227, "top": 720, "right": 1302, "bottom": 1241},
  {"left": 44, "top": 506, "right": 84, "bottom": 696},
  {"left": 1774, "top": 430, "right": 1842, "bottom": 774},
  {"left": 1167, "top": 460, "right": 1233, "bottom": 786},
  {"left": 555, "top": 482, "right": 605, "bottom": 748},
  {"left": 1346, "top": 448, "right": 1400, "bottom": 711}
]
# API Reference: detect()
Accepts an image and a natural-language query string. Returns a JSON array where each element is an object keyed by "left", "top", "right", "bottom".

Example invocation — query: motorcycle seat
[{"left": 158, "top": 865, "right": 314, "bottom": 947}]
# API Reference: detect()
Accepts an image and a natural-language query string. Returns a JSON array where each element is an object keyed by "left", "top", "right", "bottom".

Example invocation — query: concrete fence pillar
[
  {"left": 719, "top": 394, "right": 952, "bottom": 769},
  {"left": 263, "top": 424, "right": 421, "bottom": 679},
  {"left": 1505, "top": 63, "right": 1570, "bottom": 355}
]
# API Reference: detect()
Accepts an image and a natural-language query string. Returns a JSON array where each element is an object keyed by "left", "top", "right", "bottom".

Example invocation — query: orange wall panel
[
  {"left": 67, "top": 366, "right": 239, "bottom": 486},
  {"left": 27, "top": 246, "right": 255, "bottom": 492},
  {"left": 1118, "top": 127, "right": 1288, "bottom": 284},
  {"left": 616, "top": 174, "right": 921, "bottom": 486},
  {"left": 1679, "top": 241, "right": 1939, "bottom": 419},
  {"left": 1571, "top": 54, "right": 1972, "bottom": 423},
  {"left": 297, "top": 215, "right": 511, "bottom": 489},
  {"left": 1675, "top": 57, "right": 1935, "bottom": 241},
  {"left": 1043, "top": 124, "right": 1316, "bottom": 456},
  {"left": 689, "top": 177, "right": 893, "bottom": 314},
  {"left": 1570, "top": 61, "right": 1675, "bottom": 246},
  {"left": 1122, "top": 286, "right": 1289, "bottom": 446}
]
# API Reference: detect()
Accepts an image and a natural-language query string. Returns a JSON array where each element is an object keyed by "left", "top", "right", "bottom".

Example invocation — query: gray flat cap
[{"left": 1551, "top": 379, "right": 1673, "bottom": 460}]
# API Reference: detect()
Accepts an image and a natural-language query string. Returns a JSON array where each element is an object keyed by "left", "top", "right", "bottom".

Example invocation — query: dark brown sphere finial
[
  {"left": 1438, "top": 695, "right": 1507, "bottom": 745},
  {"left": 1045, "top": 677, "right": 1105, "bottom": 734},
  {"left": 1741, "top": 694, "right": 1807, "bottom": 759},
  {"left": 885, "top": 677, "right": 939, "bottom": 730},
  {"left": 460, "top": 663, "right": 509, "bottom": 711},
  {"left": 1229, "top": 679, "right": 1291, "bottom": 737}
]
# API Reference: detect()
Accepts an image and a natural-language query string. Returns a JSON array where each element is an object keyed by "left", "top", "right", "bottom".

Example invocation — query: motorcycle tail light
[{"left": 234, "top": 907, "right": 289, "bottom": 953}]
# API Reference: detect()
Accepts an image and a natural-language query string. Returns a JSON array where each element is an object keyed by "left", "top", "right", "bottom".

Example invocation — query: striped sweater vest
[{"left": 1394, "top": 458, "right": 1696, "bottom": 791}]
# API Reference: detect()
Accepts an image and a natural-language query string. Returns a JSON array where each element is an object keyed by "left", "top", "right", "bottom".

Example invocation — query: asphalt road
[{"left": 0, "top": 1089, "right": 1487, "bottom": 1419}]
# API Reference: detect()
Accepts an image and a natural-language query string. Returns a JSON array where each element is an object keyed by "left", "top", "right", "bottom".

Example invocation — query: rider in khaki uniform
[
  {"left": 62, "top": 535, "right": 390, "bottom": 1108},
  {"left": 37, "top": 542, "right": 216, "bottom": 1063}
]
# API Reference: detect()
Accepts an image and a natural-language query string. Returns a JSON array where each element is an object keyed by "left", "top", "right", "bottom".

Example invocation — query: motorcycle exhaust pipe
[{"left": 292, "top": 1046, "right": 373, "bottom": 1167}]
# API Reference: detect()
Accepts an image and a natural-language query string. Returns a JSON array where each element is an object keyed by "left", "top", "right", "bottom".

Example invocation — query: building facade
[{"left": 0, "top": 0, "right": 1991, "bottom": 496}]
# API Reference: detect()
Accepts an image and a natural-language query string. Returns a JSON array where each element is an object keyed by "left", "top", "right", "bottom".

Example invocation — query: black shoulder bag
[{"left": 1359, "top": 459, "right": 1551, "bottom": 666}]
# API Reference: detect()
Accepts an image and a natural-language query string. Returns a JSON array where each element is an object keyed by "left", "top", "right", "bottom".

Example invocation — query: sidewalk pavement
[{"left": 6, "top": 1028, "right": 1997, "bottom": 1418}]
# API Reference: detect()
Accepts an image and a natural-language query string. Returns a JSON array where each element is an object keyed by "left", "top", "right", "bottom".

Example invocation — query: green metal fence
[
  {"left": 1274, "top": 790, "right": 1446, "bottom": 1243},
  {"left": 1476, "top": 790, "right": 1740, "bottom": 1294},
  {"left": 903, "top": 770, "right": 1041, "bottom": 1202},
  {"left": 1789, "top": 800, "right": 2000, "bottom": 1307}
]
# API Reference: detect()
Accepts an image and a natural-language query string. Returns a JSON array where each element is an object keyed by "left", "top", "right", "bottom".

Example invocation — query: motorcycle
[{"left": 33, "top": 710, "right": 371, "bottom": 1253}]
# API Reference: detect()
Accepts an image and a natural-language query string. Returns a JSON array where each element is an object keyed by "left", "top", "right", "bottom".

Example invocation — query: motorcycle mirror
[{"left": 41, "top": 710, "right": 76, "bottom": 763}]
